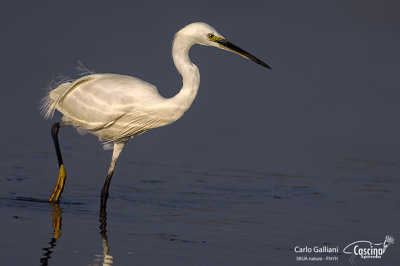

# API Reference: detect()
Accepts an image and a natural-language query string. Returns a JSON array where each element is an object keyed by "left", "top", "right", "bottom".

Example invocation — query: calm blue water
[{"left": 1, "top": 143, "right": 399, "bottom": 265}]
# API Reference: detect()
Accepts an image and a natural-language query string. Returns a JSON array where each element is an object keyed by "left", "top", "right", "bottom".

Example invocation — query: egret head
[{"left": 177, "top": 22, "right": 271, "bottom": 69}]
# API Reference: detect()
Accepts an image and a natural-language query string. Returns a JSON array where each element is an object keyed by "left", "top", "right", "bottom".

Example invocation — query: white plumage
[
  {"left": 43, "top": 74, "right": 174, "bottom": 146},
  {"left": 41, "top": 22, "right": 271, "bottom": 205}
]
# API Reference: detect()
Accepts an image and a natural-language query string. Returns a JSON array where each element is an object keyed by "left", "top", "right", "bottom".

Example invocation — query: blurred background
[
  {"left": 1, "top": 0, "right": 399, "bottom": 172},
  {"left": 0, "top": 1, "right": 399, "bottom": 265}
]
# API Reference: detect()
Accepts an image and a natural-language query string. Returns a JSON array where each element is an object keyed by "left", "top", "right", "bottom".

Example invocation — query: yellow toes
[{"left": 49, "top": 164, "right": 66, "bottom": 202}]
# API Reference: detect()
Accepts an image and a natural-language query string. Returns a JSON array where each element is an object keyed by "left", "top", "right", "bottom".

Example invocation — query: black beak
[{"left": 216, "top": 39, "right": 272, "bottom": 70}]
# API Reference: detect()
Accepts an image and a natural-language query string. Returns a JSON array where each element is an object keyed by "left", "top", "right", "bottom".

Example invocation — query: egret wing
[{"left": 55, "top": 74, "right": 165, "bottom": 138}]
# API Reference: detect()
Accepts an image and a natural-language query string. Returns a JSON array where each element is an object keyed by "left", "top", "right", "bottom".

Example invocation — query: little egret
[{"left": 41, "top": 22, "right": 271, "bottom": 207}]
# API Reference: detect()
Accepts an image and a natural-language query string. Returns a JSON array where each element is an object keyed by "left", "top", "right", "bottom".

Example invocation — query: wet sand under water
[{"left": 0, "top": 149, "right": 399, "bottom": 266}]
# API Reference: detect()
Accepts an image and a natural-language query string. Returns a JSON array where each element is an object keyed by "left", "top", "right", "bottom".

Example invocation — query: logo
[{"left": 343, "top": 235, "right": 394, "bottom": 263}]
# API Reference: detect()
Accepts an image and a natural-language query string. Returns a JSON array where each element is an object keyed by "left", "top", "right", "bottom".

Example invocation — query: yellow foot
[{"left": 49, "top": 164, "right": 66, "bottom": 202}]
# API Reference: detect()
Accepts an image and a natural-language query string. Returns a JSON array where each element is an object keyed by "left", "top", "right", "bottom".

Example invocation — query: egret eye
[{"left": 207, "top": 33, "right": 214, "bottom": 39}]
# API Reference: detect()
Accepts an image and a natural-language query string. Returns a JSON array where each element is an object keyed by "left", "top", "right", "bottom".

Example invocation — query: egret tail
[{"left": 41, "top": 82, "right": 71, "bottom": 119}]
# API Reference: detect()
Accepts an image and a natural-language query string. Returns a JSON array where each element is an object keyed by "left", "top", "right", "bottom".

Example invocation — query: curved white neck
[{"left": 166, "top": 33, "right": 200, "bottom": 122}]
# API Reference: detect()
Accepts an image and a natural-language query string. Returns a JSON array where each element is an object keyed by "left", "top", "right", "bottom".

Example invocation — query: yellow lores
[
  {"left": 207, "top": 33, "right": 224, "bottom": 42},
  {"left": 42, "top": 22, "right": 271, "bottom": 208}
]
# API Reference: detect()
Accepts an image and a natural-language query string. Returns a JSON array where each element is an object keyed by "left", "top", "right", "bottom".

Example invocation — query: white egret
[{"left": 41, "top": 22, "right": 271, "bottom": 207}]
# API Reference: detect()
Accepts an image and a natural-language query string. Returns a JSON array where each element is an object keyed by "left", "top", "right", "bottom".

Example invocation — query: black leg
[
  {"left": 49, "top": 122, "right": 67, "bottom": 202},
  {"left": 99, "top": 142, "right": 126, "bottom": 211},
  {"left": 51, "top": 123, "right": 64, "bottom": 167},
  {"left": 100, "top": 172, "right": 113, "bottom": 210}
]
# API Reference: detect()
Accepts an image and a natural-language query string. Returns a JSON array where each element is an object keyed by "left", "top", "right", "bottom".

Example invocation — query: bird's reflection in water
[
  {"left": 93, "top": 206, "right": 113, "bottom": 265},
  {"left": 40, "top": 202, "right": 62, "bottom": 266},
  {"left": 39, "top": 201, "right": 113, "bottom": 266}
]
